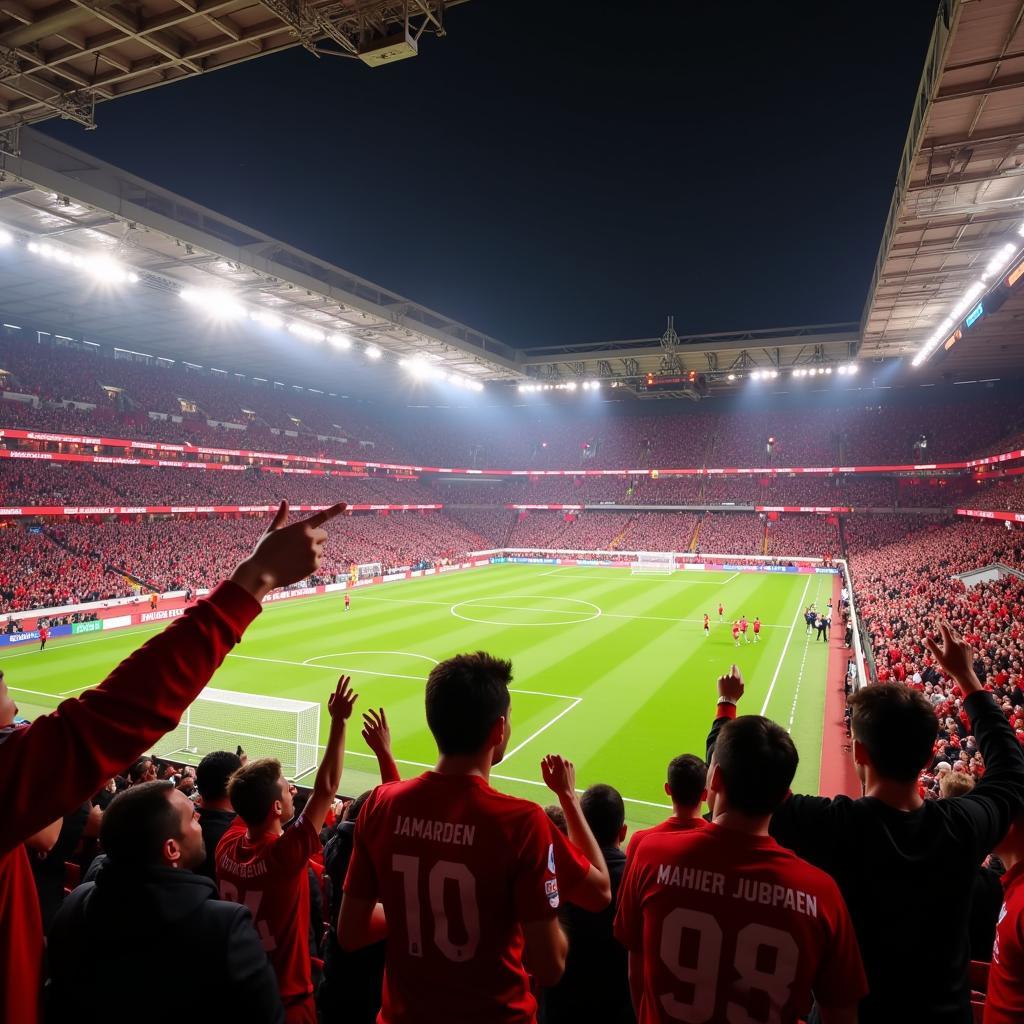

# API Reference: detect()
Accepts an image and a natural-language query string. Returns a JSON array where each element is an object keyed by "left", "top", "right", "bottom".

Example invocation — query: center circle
[{"left": 450, "top": 595, "right": 602, "bottom": 627}]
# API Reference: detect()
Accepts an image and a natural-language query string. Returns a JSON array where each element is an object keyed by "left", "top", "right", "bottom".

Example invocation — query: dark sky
[{"left": 43, "top": 0, "right": 941, "bottom": 349}]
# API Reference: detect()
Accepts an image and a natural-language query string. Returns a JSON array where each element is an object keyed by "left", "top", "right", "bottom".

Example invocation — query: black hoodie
[{"left": 45, "top": 862, "right": 283, "bottom": 1024}]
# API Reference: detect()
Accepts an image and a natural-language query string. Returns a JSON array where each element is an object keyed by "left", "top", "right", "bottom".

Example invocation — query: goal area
[
  {"left": 356, "top": 561, "right": 382, "bottom": 580},
  {"left": 631, "top": 551, "right": 677, "bottom": 575},
  {"left": 156, "top": 688, "right": 321, "bottom": 779}
]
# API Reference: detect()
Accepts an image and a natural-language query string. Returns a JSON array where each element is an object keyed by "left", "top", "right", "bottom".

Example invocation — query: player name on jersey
[
  {"left": 393, "top": 814, "right": 477, "bottom": 846},
  {"left": 656, "top": 863, "right": 819, "bottom": 918}
]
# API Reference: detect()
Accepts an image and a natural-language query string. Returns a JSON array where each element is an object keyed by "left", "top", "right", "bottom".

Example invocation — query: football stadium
[{"left": 3, "top": 2, "right": 1024, "bottom": 1022}]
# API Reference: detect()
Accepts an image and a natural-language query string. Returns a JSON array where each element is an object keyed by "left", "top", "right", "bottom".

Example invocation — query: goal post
[
  {"left": 156, "top": 688, "right": 321, "bottom": 779},
  {"left": 631, "top": 551, "right": 677, "bottom": 575},
  {"left": 356, "top": 561, "right": 382, "bottom": 580}
]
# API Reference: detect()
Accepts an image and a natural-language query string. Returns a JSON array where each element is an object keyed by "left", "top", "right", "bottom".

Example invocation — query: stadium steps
[
  {"left": 689, "top": 517, "right": 702, "bottom": 552},
  {"left": 761, "top": 524, "right": 769, "bottom": 554},
  {"left": 608, "top": 515, "right": 638, "bottom": 550}
]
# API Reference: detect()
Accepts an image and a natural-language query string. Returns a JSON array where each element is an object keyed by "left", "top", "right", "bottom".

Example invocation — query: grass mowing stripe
[{"left": 760, "top": 575, "right": 812, "bottom": 716}]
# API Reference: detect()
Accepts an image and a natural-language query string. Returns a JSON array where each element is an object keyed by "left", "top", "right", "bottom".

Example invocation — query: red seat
[
  {"left": 969, "top": 959, "right": 990, "bottom": 994},
  {"left": 63, "top": 861, "right": 81, "bottom": 895}
]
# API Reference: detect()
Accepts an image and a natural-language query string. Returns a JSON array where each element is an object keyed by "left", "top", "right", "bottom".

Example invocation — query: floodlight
[
  {"left": 251, "top": 310, "right": 283, "bottom": 330},
  {"left": 365, "top": 345, "right": 382, "bottom": 359},
  {"left": 329, "top": 333, "right": 352, "bottom": 349}
]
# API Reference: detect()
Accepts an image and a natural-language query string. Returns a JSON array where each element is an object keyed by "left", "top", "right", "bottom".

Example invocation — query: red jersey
[
  {"left": 625, "top": 816, "right": 706, "bottom": 862},
  {"left": 739, "top": 618, "right": 748, "bottom": 632},
  {"left": 344, "top": 594, "right": 351, "bottom": 605},
  {"left": 216, "top": 814, "right": 321, "bottom": 1020},
  {"left": 703, "top": 615, "right": 709, "bottom": 627},
  {"left": 614, "top": 824, "right": 867, "bottom": 1024},
  {"left": 345, "top": 772, "right": 589, "bottom": 1023},
  {"left": 753, "top": 619, "right": 761, "bottom": 633},
  {"left": 718, "top": 604, "right": 724, "bottom": 616},
  {"left": 731, "top": 624, "right": 740, "bottom": 639},
  {"left": 986, "top": 861, "right": 1024, "bottom": 1023},
  {"left": 38, "top": 627, "right": 48, "bottom": 641}
]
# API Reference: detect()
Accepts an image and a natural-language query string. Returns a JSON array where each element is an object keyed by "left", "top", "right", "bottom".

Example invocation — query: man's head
[
  {"left": 939, "top": 772, "right": 975, "bottom": 799},
  {"left": 196, "top": 750, "right": 243, "bottom": 805},
  {"left": 425, "top": 652, "right": 512, "bottom": 764},
  {"left": 0, "top": 669, "right": 16, "bottom": 728},
  {"left": 581, "top": 784, "right": 627, "bottom": 849},
  {"left": 847, "top": 684, "right": 939, "bottom": 784},
  {"left": 128, "top": 757, "right": 158, "bottom": 786},
  {"left": 707, "top": 716, "right": 798, "bottom": 819},
  {"left": 100, "top": 781, "right": 205, "bottom": 871},
  {"left": 665, "top": 754, "right": 707, "bottom": 814},
  {"left": 228, "top": 757, "right": 294, "bottom": 830}
]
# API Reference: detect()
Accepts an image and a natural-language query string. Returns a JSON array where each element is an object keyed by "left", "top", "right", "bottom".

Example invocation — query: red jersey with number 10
[
  {"left": 345, "top": 772, "right": 589, "bottom": 1024},
  {"left": 615, "top": 823, "right": 867, "bottom": 1023}
]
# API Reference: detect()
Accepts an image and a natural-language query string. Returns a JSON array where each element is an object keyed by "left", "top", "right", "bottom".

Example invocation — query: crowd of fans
[{"left": 5, "top": 506, "right": 1024, "bottom": 1024}]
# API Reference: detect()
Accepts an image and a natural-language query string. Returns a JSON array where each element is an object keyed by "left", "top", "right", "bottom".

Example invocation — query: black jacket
[
  {"left": 196, "top": 805, "right": 237, "bottom": 882},
  {"left": 707, "top": 690, "right": 1024, "bottom": 1024},
  {"left": 544, "top": 844, "right": 635, "bottom": 1024},
  {"left": 46, "top": 862, "right": 283, "bottom": 1024}
]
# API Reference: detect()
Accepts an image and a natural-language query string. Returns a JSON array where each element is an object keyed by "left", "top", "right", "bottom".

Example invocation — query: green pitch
[{"left": 3, "top": 564, "right": 834, "bottom": 829}]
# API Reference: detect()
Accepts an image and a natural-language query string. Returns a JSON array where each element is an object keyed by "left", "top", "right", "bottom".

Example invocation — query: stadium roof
[
  {"left": 0, "top": 128, "right": 520, "bottom": 385},
  {"left": 0, "top": 0, "right": 468, "bottom": 132},
  {"left": 860, "top": 0, "right": 1024, "bottom": 378}
]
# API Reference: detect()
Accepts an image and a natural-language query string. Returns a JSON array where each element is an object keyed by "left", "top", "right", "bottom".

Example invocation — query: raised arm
[
  {"left": 0, "top": 500, "right": 346, "bottom": 856},
  {"left": 541, "top": 754, "right": 611, "bottom": 911},
  {"left": 361, "top": 707, "right": 400, "bottom": 784},
  {"left": 925, "top": 621, "right": 1024, "bottom": 858},
  {"left": 303, "top": 676, "right": 359, "bottom": 833}
]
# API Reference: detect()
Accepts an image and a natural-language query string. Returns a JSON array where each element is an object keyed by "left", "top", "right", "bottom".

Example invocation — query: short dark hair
[
  {"left": 196, "top": 750, "right": 242, "bottom": 801},
  {"left": 228, "top": 757, "right": 283, "bottom": 826},
  {"left": 128, "top": 757, "right": 153, "bottom": 783},
  {"left": 544, "top": 804, "right": 567, "bottom": 836},
  {"left": 667, "top": 754, "right": 706, "bottom": 807},
  {"left": 343, "top": 790, "right": 373, "bottom": 824},
  {"left": 714, "top": 716, "right": 798, "bottom": 816},
  {"left": 847, "top": 683, "right": 938, "bottom": 782},
  {"left": 581, "top": 784, "right": 625, "bottom": 847},
  {"left": 425, "top": 652, "right": 512, "bottom": 755},
  {"left": 100, "top": 781, "right": 180, "bottom": 866}
]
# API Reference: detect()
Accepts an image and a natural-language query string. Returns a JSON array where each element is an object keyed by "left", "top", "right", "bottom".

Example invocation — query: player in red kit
[
  {"left": 615, "top": 666, "right": 867, "bottom": 1024},
  {"left": 38, "top": 624, "right": 48, "bottom": 651},
  {"left": 718, "top": 602, "right": 724, "bottom": 623},
  {"left": 731, "top": 621, "right": 740, "bottom": 648},
  {"left": 752, "top": 616, "right": 761, "bottom": 643},
  {"left": 217, "top": 675, "right": 359, "bottom": 1023},
  {"left": 338, "top": 651, "right": 612, "bottom": 1024},
  {"left": 739, "top": 615, "right": 750, "bottom": 645},
  {"left": 703, "top": 613, "right": 710, "bottom": 638},
  {"left": 344, "top": 592, "right": 351, "bottom": 612}
]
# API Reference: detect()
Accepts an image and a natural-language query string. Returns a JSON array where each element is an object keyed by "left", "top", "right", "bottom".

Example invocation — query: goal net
[
  {"left": 356, "top": 562, "right": 382, "bottom": 580},
  {"left": 631, "top": 551, "right": 677, "bottom": 575},
  {"left": 156, "top": 688, "right": 321, "bottom": 779}
]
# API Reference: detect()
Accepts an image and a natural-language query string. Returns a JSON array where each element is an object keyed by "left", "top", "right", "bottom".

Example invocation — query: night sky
[{"left": 43, "top": 0, "right": 941, "bottom": 350}]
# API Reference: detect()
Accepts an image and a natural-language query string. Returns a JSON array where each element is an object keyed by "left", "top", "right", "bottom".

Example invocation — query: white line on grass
[
  {"left": 357, "top": 593, "right": 788, "bottom": 629},
  {"left": 760, "top": 574, "right": 813, "bottom": 717},
  {"left": 787, "top": 574, "right": 824, "bottom": 733},
  {"left": 500, "top": 698, "right": 583, "bottom": 762}
]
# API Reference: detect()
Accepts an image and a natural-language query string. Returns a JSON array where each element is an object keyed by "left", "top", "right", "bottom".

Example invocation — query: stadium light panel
[
  {"left": 180, "top": 287, "right": 243, "bottom": 318},
  {"left": 251, "top": 310, "right": 283, "bottom": 330},
  {"left": 329, "top": 333, "right": 351, "bottom": 350},
  {"left": 567, "top": 381, "right": 577, "bottom": 391},
  {"left": 981, "top": 243, "right": 1017, "bottom": 281},
  {"left": 365, "top": 345, "right": 382, "bottom": 359},
  {"left": 0, "top": 227, "right": 12, "bottom": 245},
  {"left": 727, "top": 373, "right": 736, "bottom": 381},
  {"left": 287, "top": 321, "right": 326, "bottom": 343}
]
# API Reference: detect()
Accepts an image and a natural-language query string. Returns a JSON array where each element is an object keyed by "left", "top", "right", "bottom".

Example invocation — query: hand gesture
[
  {"left": 328, "top": 675, "right": 358, "bottom": 724},
  {"left": 361, "top": 707, "right": 392, "bottom": 757},
  {"left": 924, "top": 621, "right": 979, "bottom": 691},
  {"left": 541, "top": 754, "right": 577, "bottom": 800},
  {"left": 231, "top": 500, "right": 347, "bottom": 599},
  {"left": 718, "top": 664, "right": 745, "bottom": 702}
]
